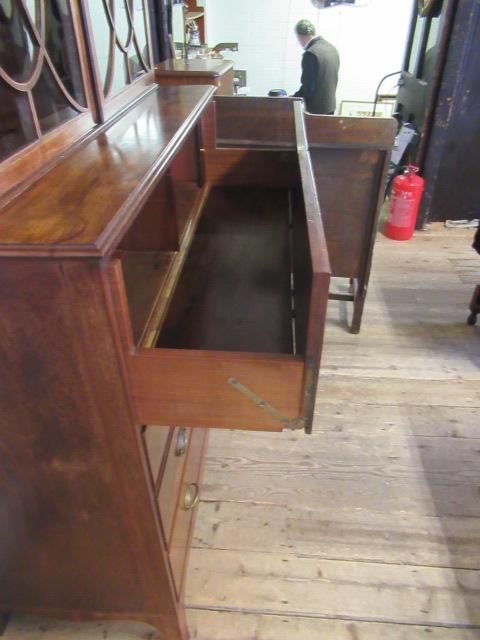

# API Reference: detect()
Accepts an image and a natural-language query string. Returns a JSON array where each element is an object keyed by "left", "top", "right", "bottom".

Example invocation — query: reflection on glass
[
  {"left": 32, "top": 64, "right": 78, "bottom": 134},
  {"left": 45, "top": 0, "right": 87, "bottom": 106},
  {"left": 0, "top": 84, "right": 37, "bottom": 161},
  {"left": 408, "top": 18, "right": 426, "bottom": 76},
  {"left": 0, "top": 0, "right": 39, "bottom": 82},
  {"left": 114, "top": 0, "right": 130, "bottom": 47},
  {"left": 86, "top": 0, "right": 149, "bottom": 98},
  {"left": 110, "top": 45, "right": 128, "bottom": 94},
  {"left": 24, "top": 0, "right": 37, "bottom": 25},
  {"left": 133, "top": 0, "right": 148, "bottom": 66},
  {"left": 88, "top": 1, "right": 111, "bottom": 92},
  {"left": 129, "top": 50, "right": 142, "bottom": 79}
]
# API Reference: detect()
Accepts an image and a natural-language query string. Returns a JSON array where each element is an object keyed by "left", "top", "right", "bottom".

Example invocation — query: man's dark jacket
[{"left": 294, "top": 36, "right": 339, "bottom": 114}]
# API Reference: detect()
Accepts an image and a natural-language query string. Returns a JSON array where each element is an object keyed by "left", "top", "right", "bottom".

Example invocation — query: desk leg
[
  {"left": 0, "top": 613, "right": 10, "bottom": 636},
  {"left": 467, "top": 284, "right": 480, "bottom": 325},
  {"left": 349, "top": 278, "right": 365, "bottom": 334}
]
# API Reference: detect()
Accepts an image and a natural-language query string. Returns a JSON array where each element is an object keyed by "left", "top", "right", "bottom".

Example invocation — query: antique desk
[{"left": 0, "top": 85, "right": 330, "bottom": 639}]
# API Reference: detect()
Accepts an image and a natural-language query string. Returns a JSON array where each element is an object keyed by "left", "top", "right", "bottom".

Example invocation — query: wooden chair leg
[
  {"left": 467, "top": 284, "right": 480, "bottom": 326},
  {"left": 0, "top": 613, "right": 11, "bottom": 636},
  {"left": 349, "top": 279, "right": 366, "bottom": 334}
]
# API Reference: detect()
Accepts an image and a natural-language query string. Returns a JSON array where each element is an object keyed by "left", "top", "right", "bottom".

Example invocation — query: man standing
[{"left": 293, "top": 19, "right": 340, "bottom": 115}]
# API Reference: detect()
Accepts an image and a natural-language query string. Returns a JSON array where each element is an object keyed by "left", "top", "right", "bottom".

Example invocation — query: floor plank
[
  {"left": 187, "top": 610, "right": 480, "bottom": 640},
  {"left": 186, "top": 548, "right": 480, "bottom": 626}
]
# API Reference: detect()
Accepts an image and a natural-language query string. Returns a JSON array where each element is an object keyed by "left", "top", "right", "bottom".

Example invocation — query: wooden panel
[
  {"left": 293, "top": 103, "right": 331, "bottom": 432},
  {"left": 169, "top": 129, "right": 200, "bottom": 184},
  {"left": 304, "top": 113, "right": 397, "bottom": 148},
  {"left": 156, "top": 186, "right": 293, "bottom": 354},
  {"left": 309, "top": 147, "right": 384, "bottom": 278},
  {"left": 121, "top": 251, "right": 176, "bottom": 344},
  {"left": 169, "top": 429, "right": 208, "bottom": 597},
  {"left": 0, "top": 85, "right": 215, "bottom": 258},
  {"left": 158, "top": 428, "right": 191, "bottom": 543},
  {"left": 0, "top": 259, "right": 181, "bottom": 630},
  {"left": 217, "top": 70, "right": 235, "bottom": 96},
  {"left": 215, "top": 97, "right": 298, "bottom": 147},
  {"left": 142, "top": 426, "right": 171, "bottom": 491},
  {"left": 204, "top": 149, "right": 299, "bottom": 188},
  {"left": 130, "top": 349, "right": 303, "bottom": 431},
  {"left": 119, "top": 175, "right": 179, "bottom": 252}
]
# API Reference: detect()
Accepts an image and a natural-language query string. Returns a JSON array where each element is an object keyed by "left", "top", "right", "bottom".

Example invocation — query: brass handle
[
  {"left": 175, "top": 428, "right": 189, "bottom": 457},
  {"left": 182, "top": 483, "right": 199, "bottom": 511}
]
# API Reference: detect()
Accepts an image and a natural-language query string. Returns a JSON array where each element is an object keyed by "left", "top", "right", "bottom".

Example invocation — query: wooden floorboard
[{"left": 4, "top": 224, "right": 480, "bottom": 638}]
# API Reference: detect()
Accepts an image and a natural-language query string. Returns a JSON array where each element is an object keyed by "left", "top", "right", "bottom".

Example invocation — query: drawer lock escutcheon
[{"left": 227, "top": 377, "right": 305, "bottom": 431}]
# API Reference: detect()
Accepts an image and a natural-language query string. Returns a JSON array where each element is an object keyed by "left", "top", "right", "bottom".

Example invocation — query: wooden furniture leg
[
  {"left": 0, "top": 613, "right": 10, "bottom": 636},
  {"left": 349, "top": 277, "right": 366, "bottom": 334},
  {"left": 467, "top": 284, "right": 480, "bottom": 325}
]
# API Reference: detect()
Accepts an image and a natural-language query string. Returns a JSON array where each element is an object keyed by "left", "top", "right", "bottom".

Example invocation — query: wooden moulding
[{"left": 0, "top": 85, "right": 215, "bottom": 259}]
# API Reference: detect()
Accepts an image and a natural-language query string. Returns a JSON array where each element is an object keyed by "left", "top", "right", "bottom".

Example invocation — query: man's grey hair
[{"left": 295, "top": 19, "right": 316, "bottom": 36}]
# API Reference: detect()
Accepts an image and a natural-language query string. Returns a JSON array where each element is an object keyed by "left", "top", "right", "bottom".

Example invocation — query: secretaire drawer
[
  {"left": 107, "top": 104, "right": 330, "bottom": 434},
  {"left": 158, "top": 427, "right": 191, "bottom": 543}
]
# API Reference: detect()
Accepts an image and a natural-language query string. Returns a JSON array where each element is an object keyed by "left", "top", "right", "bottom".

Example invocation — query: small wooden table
[{"left": 155, "top": 58, "right": 235, "bottom": 96}]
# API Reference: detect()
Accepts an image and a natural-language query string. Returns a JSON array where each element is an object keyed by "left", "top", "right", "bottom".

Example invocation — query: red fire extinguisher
[{"left": 385, "top": 165, "right": 425, "bottom": 241}]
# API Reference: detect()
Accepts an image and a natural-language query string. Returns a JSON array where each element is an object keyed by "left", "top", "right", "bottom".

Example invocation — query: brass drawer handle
[
  {"left": 182, "top": 483, "right": 199, "bottom": 511},
  {"left": 175, "top": 428, "right": 189, "bottom": 457}
]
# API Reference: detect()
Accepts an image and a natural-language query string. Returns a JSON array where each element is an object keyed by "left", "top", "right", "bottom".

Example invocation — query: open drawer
[{"left": 108, "top": 102, "right": 330, "bottom": 433}]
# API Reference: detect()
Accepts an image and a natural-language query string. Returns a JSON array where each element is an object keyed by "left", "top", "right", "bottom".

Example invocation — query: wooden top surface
[
  {"left": 155, "top": 58, "right": 234, "bottom": 78},
  {"left": 0, "top": 85, "right": 215, "bottom": 258}
]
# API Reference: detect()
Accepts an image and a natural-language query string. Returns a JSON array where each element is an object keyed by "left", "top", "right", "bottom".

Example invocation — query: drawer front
[
  {"left": 158, "top": 427, "right": 191, "bottom": 543},
  {"left": 142, "top": 426, "right": 170, "bottom": 491},
  {"left": 169, "top": 428, "right": 207, "bottom": 597}
]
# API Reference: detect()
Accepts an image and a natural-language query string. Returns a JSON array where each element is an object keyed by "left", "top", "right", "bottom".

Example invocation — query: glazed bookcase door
[
  {"left": 0, "top": 0, "right": 96, "bottom": 195},
  {"left": 83, "top": 0, "right": 154, "bottom": 121}
]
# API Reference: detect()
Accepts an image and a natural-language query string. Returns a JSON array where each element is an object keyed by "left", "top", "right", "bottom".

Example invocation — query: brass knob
[
  {"left": 182, "top": 483, "right": 199, "bottom": 511},
  {"left": 175, "top": 428, "right": 188, "bottom": 457}
]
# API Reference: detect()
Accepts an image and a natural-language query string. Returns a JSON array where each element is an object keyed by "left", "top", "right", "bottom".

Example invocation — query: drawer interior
[
  {"left": 156, "top": 185, "right": 299, "bottom": 355},
  {"left": 118, "top": 182, "right": 311, "bottom": 358}
]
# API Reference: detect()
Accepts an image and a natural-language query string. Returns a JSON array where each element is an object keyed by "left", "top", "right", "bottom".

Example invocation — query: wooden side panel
[
  {"left": 129, "top": 349, "right": 304, "bottom": 432},
  {"left": 119, "top": 174, "right": 179, "bottom": 252},
  {"left": 204, "top": 149, "right": 299, "bottom": 188},
  {"left": 215, "top": 96, "right": 298, "bottom": 147},
  {"left": 304, "top": 113, "right": 395, "bottom": 280},
  {"left": 294, "top": 103, "right": 331, "bottom": 433},
  {"left": 0, "top": 259, "right": 183, "bottom": 636},
  {"left": 309, "top": 147, "right": 385, "bottom": 278},
  {"left": 304, "top": 114, "right": 397, "bottom": 148}
]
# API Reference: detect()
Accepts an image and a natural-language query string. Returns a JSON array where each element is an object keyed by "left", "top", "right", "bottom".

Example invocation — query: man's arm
[{"left": 293, "top": 51, "right": 318, "bottom": 98}]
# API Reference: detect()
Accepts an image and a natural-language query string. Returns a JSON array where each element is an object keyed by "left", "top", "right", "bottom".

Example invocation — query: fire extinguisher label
[{"left": 389, "top": 194, "right": 414, "bottom": 228}]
